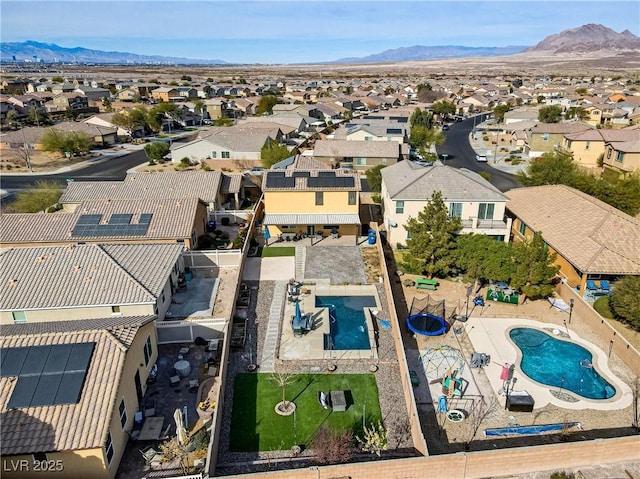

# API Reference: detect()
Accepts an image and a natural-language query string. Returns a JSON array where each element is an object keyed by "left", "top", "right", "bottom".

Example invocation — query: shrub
[{"left": 371, "top": 193, "right": 381, "bottom": 204}]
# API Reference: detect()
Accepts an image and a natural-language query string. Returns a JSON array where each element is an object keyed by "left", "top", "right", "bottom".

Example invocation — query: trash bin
[{"left": 367, "top": 229, "right": 376, "bottom": 245}]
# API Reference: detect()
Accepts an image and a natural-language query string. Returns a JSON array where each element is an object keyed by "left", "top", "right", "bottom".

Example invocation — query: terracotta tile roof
[
  {"left": 0, "top": 244, "right": 182, "bottom": 311},
  {"left": 0, "top": 323, "right": 136, "bottom": 454},
  {"left": 0, "top": 198, "right": 202, "bottom": 245},
  {"left": 314, "top": 139, "right": 400, "bottom": 159},
  {"left": 506, "top": 185, "right": 640, "bottom": 275},
  {"left": 221, "top": 173, "right": 243, "bottom": 194},
  {"left": 60, "top": 171, "right": 222, "bottom": 204}
]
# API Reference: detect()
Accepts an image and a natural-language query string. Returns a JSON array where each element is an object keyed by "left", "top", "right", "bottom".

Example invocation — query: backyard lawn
[
  {"left": 229, "top": 373, "right": 382, "bottom": 451},
  {"left": 260, "top": 246, "right": 295, "bottom": 257}
]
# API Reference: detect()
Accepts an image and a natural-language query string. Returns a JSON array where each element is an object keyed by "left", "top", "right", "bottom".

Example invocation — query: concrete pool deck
[
  {"left": 278, "top": 284, "right": 381, "bottom": 361},
  {"left": 464, "top": 316, "right": 633, "bottom": 411}
]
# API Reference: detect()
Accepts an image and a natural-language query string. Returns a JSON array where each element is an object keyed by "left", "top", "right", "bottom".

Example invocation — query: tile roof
[
  {"left": 313, "top": 139, "right": 401, "bottom": 158},
  {"left": 0, "top": 244, "right": 182, "bottom": 311},
  {"left": 0, "top": 318, "right": 147, "bottom": 455},
  {"left": 59, "top": 171, "right": 222, "bottom": 204},
  {"left": 505, "top": 185, "right": 640, "bottom": 275},
  {"left": 0, "top": 198, "right": 202, "bottom": 245},
  {"left": 220, "top": 173, "right": 243, "bottom": 194},
  {"left": 529, "top": 122, "right": 593, "bottom": 135},
  {"left": 382, "top": 161, "right": 506, "bottom": 202}
]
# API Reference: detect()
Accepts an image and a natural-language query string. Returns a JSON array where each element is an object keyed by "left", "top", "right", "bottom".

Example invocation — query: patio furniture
[
  {"left": 318, "top": 391, "right": 330, "bottom": 409},
  {"left": 144, "top": 399, "right": 156, "bottom": 417},
  {"left": 140, "top": 445, "right": 162, "bottom": 465},
  {"left": 586, "top": 279, "right": 598, "bottom": 290},
  {"left": 599, "top": 280, "right": 611, "bottom": 292},
  {"left": 416, "top": 278, "right": 438, "bottom": 290},
  {"left": 330, "top": 390, "right": 347, "bottom": 412},
  {"left": 174, "top": 360, "right": 191, "bottom": 378},
  {"left": 138, "top": 416, "right": 165, "bottom": 441},
  {"left": 169, "top": 368, "right": 180, "bottom": 387}
]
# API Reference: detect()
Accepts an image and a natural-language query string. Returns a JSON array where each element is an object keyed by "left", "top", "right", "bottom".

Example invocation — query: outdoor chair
[
  {"left": 599, "top": 280, "right": 611, "bottom": 292},
  {"left": 140, "top": 446, "right": 161, "bottom": 465},
  {"left": 586, "top": 280, "right": 598, "bottom": 290},
  {"left": 169, "top": 368, "right": 180, "bottom": 387}
]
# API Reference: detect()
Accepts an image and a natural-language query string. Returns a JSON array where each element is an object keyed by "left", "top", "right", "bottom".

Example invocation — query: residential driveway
[
  {"left": 242, "top": 257, "right": 294, "bottom": 281},
  {"left": 304, "top": 246, "right": 366, "bottom": 284}
]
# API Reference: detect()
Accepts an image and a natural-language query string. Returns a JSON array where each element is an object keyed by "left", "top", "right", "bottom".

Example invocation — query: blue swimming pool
[
  {"left": 509, "top": 328, "right": 616, "bottom": 400},
  {"left": 316, "top": 296, "right": 376, "bottom": 350}
]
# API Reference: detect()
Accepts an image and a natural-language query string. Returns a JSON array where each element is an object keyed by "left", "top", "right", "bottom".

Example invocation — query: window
[
  {"left": 364, "top": 136, "right": 373, "bottom": 141},
  {"left": 616, "top": 152, "right": 624, "bottom": 163},
  {"left": 211, "top": 151, "right": 217, "bottom": 158},
  {"left": 119, "top": 399, "right": 127, "bottom": 428},
  {"left": 221, "top": 151, "right": 230, "bottom": 159},
  {"left": 477, "top": 203, "right": 495, "bottom": 220},
  {"left": 406, "top": 231, "right": 412, "bottom": 240},
  {"left": 519, "top": 221, "right": 527, "bottom": 235},
  {"left": 348, "top": 191, "right": 356, "bottom": 205},
  {"left": 33, "top": 452, "right": 47, "bottom": 462},
  {"left": 315, "top": 192, "right": 323, "bottom": 205},
  {"left": 356, "top": 157, "right": 366, "bottom": 165},
  {"left": 449, "top": 203, "right": 462, "bottom": 218},
  {"left": 607, "top": 149, "right": 612, "bottom": 159},
  {"left": 12, "top": 311, "right": 26, "bottom": 324},
  {"left": 280, "top": 225, "right": 290, "bottom": 229},
  {"left": 111, "top": 306, "right": 121, "bottom": 315},
  {"left": 585, "top": 141, "right": 590, "bottom": 150},
  {"left": 395, "top": 200, "right": 404, "bottom": 214},
  {"left": 542, "top": 133, "right": 549, "bottom": 141},
  {"left": 161, "top": 291, "right": 166, "bottom": 304},
  {"left": 144, "top": 334, "right": 153, "bottom": 366},
  {"left": 105, "top": 430, "right": 114, "bottom": 464}
]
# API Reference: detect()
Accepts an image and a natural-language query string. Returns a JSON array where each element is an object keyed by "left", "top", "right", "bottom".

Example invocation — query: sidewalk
[{"left": 469, "top": 122, "right": 529, "bottom": 175}]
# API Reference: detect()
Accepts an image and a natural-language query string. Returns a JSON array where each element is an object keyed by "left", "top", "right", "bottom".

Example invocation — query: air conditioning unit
[{"left": 388, "top": 219, "right": 397, "bottom": 228}]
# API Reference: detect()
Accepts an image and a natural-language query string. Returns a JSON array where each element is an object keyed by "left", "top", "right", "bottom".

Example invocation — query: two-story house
[
  {"left": 261, "top": 169, "right": 362, "bottom": 242},
  {"left": 0, "top": 315, "right": 158, "bottom": 479},
  {"left": 525, "top": 122, "right": 593, "bottom": 157},
  {"left": 603, "top": 138, "right": 640, "bottom": 175},
  {"left": 380, "top": 161, "right": 511, "bottom": 247},
  {"left": 313, "top": 139, "right": 401, "bottom": 171}
]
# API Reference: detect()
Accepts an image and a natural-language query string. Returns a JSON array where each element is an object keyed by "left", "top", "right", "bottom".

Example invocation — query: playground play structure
[{"left": 406, "top": 295, "right": 452, "bottom": 337}]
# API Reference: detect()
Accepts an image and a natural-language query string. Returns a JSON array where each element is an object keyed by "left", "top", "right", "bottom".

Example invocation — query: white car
[{"left": 476, "top": 154, "right": 488, "bottom": 162}]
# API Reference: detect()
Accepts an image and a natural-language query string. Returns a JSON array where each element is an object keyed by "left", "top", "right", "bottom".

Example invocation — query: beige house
[
  {"left": 150, "top": 87, "right": 181, "bottom": 103},
  {"left": 561, "top": 129, "right": 639, "bottom": 169},
  {"left": 525, "top": 122, "right": 593, "bottom": 157},
  {"left": 505, "top": 185, "right": 640, "bottom": 296},
  {"left": 0, "top": 316, "right": 158, "bottom": 479},
  {"left": 381, "top": 161, "right": 510, "bottom": 247},
  {"left": 0, "top": 243, "right": 184, "bottom": 325},
  {"left": 313, "top": 139, "right": 400, "bottom": 171},
  {"left": 603, "top": 139, "right": 640, "bottom": 175}
]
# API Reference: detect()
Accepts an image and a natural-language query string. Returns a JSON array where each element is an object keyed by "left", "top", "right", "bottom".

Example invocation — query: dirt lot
[{"left": 0, "top": 148, "right": 97, "bottom": 173}]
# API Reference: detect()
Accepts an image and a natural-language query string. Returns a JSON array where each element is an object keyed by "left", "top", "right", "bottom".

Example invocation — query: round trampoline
[{"left": 406, "top": 313, "right": 447, "bottom": 336}]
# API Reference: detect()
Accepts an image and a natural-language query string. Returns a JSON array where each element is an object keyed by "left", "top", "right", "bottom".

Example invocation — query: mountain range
[{"left": 1, "top": 24, "right": 638, "bottom": 65}]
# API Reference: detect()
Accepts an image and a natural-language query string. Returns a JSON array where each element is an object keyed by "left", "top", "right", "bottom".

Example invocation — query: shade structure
[
  {"left": 174, "top": 408, "right": 187, "bottom": 445},
  {"left": 294, "top": 300, "right": 302, "bottom": 321},
  {"left": 263, "top": 225, "right": 271, "bottom": 240}
]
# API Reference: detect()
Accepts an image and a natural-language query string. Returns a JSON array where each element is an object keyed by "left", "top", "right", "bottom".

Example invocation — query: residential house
[
  {"left": 380, "top": 161, "right": 510, "bottom": 247},
  {"left": 313, "top": 139, "right": 400, "bottom": 171},
  {"left": 0, "top": 198, "right": 208, "bottom": 250},
  {"left": 603, "top": 138, "right": 640, "bottom": 175},
  {"left": 505, "top": 185, "right": 640, "bottom": 297},
  {"left": 525, "top": 122, "right": 593, "bottom": 157},
  {"left": 50, "top": 83, "right": 76, "bottom": 95},
  {"left": 333, "top": 121, "right": 408, "bottom": 145},
  {"left": 74, "top": 86, "right": 111, "bottom": 102},
  {"left": 503, "top": 107, "right": 540, "bottom": 125},
  {"left": 50, "top": 92, "right": 90, "bottom": 112},
  {"left": 116, "top": 88, "right": 140, "bottom": 102},
  {"left": 150, "top": 87, "right": 181, "bottom": 103},
  {"left": 84, "top": 113, "right": 132, "bottom": 139},
  {"left": 203, "top": 99, "right": 225, "bottom": 120},
  {"left": 261, "top": 169, "right": 362, "bottom": 241},
  {"left": 53, "top": 121, "right": 118, "bottom": 146},
  {"left": 0, "top": 315, "right": 158, "bottom": 479},
  {"left": 561, "top": 129, "right": 638, "bottom": 169}
]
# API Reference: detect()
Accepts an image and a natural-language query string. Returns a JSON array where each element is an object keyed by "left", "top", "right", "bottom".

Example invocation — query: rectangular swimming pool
[{"left": 316, "top": 296, "right": 377, "bottom": 350}]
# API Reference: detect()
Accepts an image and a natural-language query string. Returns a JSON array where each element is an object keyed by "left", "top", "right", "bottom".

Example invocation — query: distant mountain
[
  {"left": 334, "top": 45, "right": 527, "bottom": 63},
  {"left": 526, "top": 24, "right": 640, "bottom": 54},
  {"left": 0, "top": 41, "right": 227, "bottom": 65}
]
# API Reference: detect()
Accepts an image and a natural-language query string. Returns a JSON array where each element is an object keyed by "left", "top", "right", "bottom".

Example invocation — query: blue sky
[{"left": 2, "top": 1, "right": 639, "bottom": 63}]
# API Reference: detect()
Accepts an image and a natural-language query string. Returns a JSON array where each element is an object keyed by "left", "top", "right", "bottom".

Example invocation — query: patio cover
[{"left": 263, "top": 213, "right": 361, "bottom": 225}]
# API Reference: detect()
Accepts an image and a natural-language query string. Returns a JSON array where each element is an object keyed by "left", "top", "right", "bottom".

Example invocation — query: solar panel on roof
[
  {"left": 3, "top": 343, "right": 95, "bottom": 409},
  {"left": 75, "top": 214, "right": 102, "bottom": 225},
  {"left": 109, "top": 214, "right": 133, "bottom": 225},
  {"left": 318, "top": 171, "right": 335, "bottom": 178},
  {"left": 268, "top": 171, "right": 285, "bottom": 177},
  {"left": 292, "top": 171, "right": 310, "bottom": 178},
  {"left": 72, "top": 213, "right": 152, "bottom": 237},
  {"left": 387, "top": 128, "right": 402, "bottom": 134},
  {"left": 139, "top": 213, "right": 153, "bottom": 224}
]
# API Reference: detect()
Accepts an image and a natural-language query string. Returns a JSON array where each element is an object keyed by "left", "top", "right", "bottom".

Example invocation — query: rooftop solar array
[
  {"left": 307, "top": 175, "right": 355, "bottom": 188},
  {"left": 387, "top": 128, "right": 403, "bottom": 134},
  {"left": 265, "top": 170, "right": 355, "bottom": 189},
  {"left": 1, "top": 343, "right": 95, "bottom": 409},
  {"left": 71, "top": 213, "right": 153, "bottom": 237}
]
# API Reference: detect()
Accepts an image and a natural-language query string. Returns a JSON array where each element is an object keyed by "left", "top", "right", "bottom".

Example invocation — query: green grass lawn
[
  {"left": 229, "top": 373, "right": 381, "bottom": 452},
  {"left": 593, "top": 296, "right": 614, "bottom": 319},
  {"left": 260, "top": 246, "right": 295, "bottom": 257}
]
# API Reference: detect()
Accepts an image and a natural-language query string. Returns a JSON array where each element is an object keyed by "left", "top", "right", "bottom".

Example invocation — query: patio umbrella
[
  {"left": 263, "top": 225, "right": 271, "bottom": 243},
  {"left": 173, "top": 408, "right": 187, "bottom": 445},
  {"left": 500, "top": 363, "right": 510, "bottom": 381},
  {"left": 294, "top": 300, "right": 302, "bottom": 321}
]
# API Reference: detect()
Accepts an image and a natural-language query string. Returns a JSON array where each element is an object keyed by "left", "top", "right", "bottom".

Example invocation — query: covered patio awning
[{"left": 263, "top": 213, "right": 361, "bottom": 225}]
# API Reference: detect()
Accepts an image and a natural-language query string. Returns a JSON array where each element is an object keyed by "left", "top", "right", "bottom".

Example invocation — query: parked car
[
  {"left": 415, "top": 160, "right": 434, "bottom": 167},
  {"left": 475, "top": 154, "right": 488, "bottom": 162},
  {"left": 442, "top": 124, "right": 450, "bottom": 131},
  {"left": 243, "top": 166, "right": 264, "bottom": 175}
]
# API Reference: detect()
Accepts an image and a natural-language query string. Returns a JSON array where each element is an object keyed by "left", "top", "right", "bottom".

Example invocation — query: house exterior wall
[
  {"left": 382, "top": 186, "right": 509, "bottom": 247},
  {"left": 528, "top": 132, "right": 566, "bottom": 157},
  {"left": 264, "top": 190, "right": 359, "bottom": 215},
  {"left": 603, "top": 144, "right": 640, "bottom": 174},
  {"left": 1, "top": 448, "right": 108, "bottom": 479},
  {"left": 313, "top": 154, "right": 397, "bottom": 171},
  {"left": 105, "top": 321, "right": 158, "bottom": 479},
  {"left": 563, "top": 138, "right": 604, "bottom": 168},
  {"left": 0, "top": 303, "right": 156, "bottom": 325},
  {"left": 172, "top": 140, "right": 261, "bottom": 164},
  {"left": 345, "top": 129, "right": 405, "bottom": 144}
]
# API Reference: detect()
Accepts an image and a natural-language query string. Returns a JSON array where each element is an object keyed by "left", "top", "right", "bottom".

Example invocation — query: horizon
[{"left": 2, "top": 1, "right": 639, "bottom": 64}]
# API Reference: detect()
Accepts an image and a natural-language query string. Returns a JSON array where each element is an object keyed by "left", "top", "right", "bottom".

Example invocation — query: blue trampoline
[{"left": 406, "top": 313, "right": 447, "bottom": 336}]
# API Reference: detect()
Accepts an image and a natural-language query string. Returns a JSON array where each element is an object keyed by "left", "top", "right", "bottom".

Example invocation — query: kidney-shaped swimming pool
[{"left": 509, "top": 327, "right": 616, "bottom": 400}]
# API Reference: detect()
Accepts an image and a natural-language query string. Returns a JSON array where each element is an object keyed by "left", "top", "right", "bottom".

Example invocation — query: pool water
[
  {"left": 316, "top": 296, "right": 376, "bottom": 350},
  {"left": 510, "top": 328, "right": 616, "bottom": 400}
]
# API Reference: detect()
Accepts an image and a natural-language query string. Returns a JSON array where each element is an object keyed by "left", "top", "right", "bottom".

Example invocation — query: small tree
[
  {"left": 357, "top": 421, "right": 388, "bottom": 457},
  {"left": 455, "top": 234, "right": 514, "bottom": 284},
  {"left": 144, "top": 142, "right": 170, "bottom": 162},
  {"left": 257, "top": 95, "right": 280, "bottom": 115},
  {"left": 465, "top": 397, "right": 500, "bottom": 450},
  {"left": 365, "top": 165, "right": 384, "bottom": 192},
  {"left": 538, "top": 105, "right": 563, "bottom": 123},
  {"left": 493, "top": 104, "right": 511, "bottom": 123},
  {"left": 510, "top": 232, "right": 560, "bottom": 300},
  {"left": 41, "top": 129, "right": 92, "bottom": 156},
  {"left": 609, "top": 276, "right": 640, "bottom": 329},
  {"left": 260, "top": 142, "right": 291, "bottom": 168},
  {"left": 10, "top": 180, "right": 62, "bottom": 213},
  {"left": 517, "top": 151, "right": 578, "bottom": 187},
  {"left": 269, "top": 372, "right": 296, "bottom": 409},
  {"left": 405, "top": 191, "right": 461, "bottom": 278},
  {"left": 312, "top": 426, "right": 354, "bottom": 465}
]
